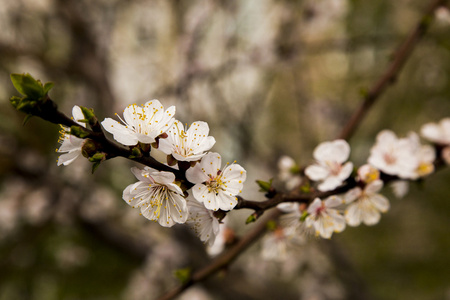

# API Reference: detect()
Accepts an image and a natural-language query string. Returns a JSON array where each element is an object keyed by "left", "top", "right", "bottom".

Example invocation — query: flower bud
[
  {"left": 70, "top": 125, "right": 90, "bottom": 139},
  {"left": 81, "top": 139, "right": 98, "bottom": 158}
]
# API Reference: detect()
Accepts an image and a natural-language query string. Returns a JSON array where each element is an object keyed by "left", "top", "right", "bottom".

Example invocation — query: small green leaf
[
  {"left": 10, "top": 96, "right": 22, "bottom": 109},
  {"left": 22, "top": 114, "right": 33, "bottom": 125},
  {"left": 10, "top": 73, "right": 44, "bottom": 99},
  {"left": 174, "top": 267, "right": 191, "bottom": 284},
  {"left": 246, "top": 214, "right": 256, "bottom": 224},
  {"left": 89, "top": 152, "right": 106, "bottom": 162},
  {"left": 300, "top": 183, "right": 311, "bottom": 193},
  {"left": 266, "top": 220, "right": 277, "bottom": 231},
  {"left": 130, "top": 147, "right": 142, "bottom": 159},
  {"left": 300, "top": 211, "right": 308, "bottom": 222},
  {"left": 16, "top": 100, "right": 38, "bottom": 114},
  {"left": 80, "top": 106, "right": 98, "bottom": 127},
  {"left": 91, "top": 161, "right": 101, "bottom": 174},
  {"left": 289, "top": 165, "right": 301, "bottom": 174},
  {"left": 256, "top": 178, "right": 273, "bottom": 192},
  {"left": 70, "top": 126, "right": 90, "bottom": 139},
  {"left": 43, "top": 82, "right": 54, "bottom": 95}
]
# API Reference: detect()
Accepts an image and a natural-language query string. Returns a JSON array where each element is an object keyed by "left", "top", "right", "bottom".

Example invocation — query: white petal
[
  {"left": 57, "top": 150, "right": 80, "bottom": 166},
  {"left": 192, "top": 184, "right": 209, "bottom": 204},
  {"left": 390, "top": 180, "right": 409, "bottom": 198},
  {"left": 277, "top": 202, "right": 299, "bottom": 213},
  {"left": 318, "top": 176, "right": 342, "bottom": 191},
  {"left": 313, "top": 139, "right": 350, "bottom": 163},
  {"left": 344, "top": 187, "right": 362, "bottom": 204},
  {"left": 324, "top": 195, "right": 343, "bottom": 208},
  {"left": 370, "top": 194, "right": 390, "bottom": 213},
  {"left": 217, "top": 191, "right": 238, "bottom": 211},
  {"left": 307, "top": 198, "right": 322, "bottom": 215},
  {"left": 338, "top": 162, "right": 353, "bottom": 181},
  {"left": 200, "top": 152, "right": 222, "bottom": 175},
  {"left": 305, "top": 164, "right": 329, "bottom": 181},
  {"left": 364, "top": 180, "right": 383, "bottom": 194},
  {"left": 376, "top": 130, "right": 398, "bottom": 145},
  {"left": 72, "top": 106, "right": 86, "bottom": 127},
  {"left": 421, "top": 122, "right": 443, "bottom": 143},
  {"left": 186, "top": 163, "right": 209, "bottom": 184},
  {"left": 101, "top": 118, "right": 139, "bottom": 146},
  {"left": 361, "top": 208, "right": 381, "bottom": 226},
  {"left": 345, "top": 204, "right": 363, "bottom": 227}
]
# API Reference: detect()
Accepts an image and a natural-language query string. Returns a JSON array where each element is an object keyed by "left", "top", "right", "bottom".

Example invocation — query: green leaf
[
  {"left": 300, "top": 211, "right": 308, "bottom": 222},
  {"left": 10, "top": 96, "right": 22, "bottom": 109},
  {"left": 43, "top": 82, "right": 54, "bottom": 95},
  {"left": 91, "top": 161, "right": 101, "bottom": 174},
  {"left": 300, "top": 183, "right": 311, "bottom": 193},
  {"left": 80, "top": 106, "right": 98, "bottom": 127},
  {"left": 266, "top": 220, "right": 277, "bottom": 231},
  {"left": 70, "top": 125, "right": 91, "bottom": 139},
  {"left": 22, "top": 114, "right": 33, "bottom": 125},
  {"left": 10, "top": 73, "right": 45, "bottom": 99},
  {"left": 16, "top": 100, "right": 38, "bottom": 114},
  {"left": 174, "top": 267, "right": 191, "bottom": 284},
  {"left": 246, "top": 214, "right": 256, "bottom": 224},
  {"left": 256, "top": 178, "right": 273, "bottom": 192}
]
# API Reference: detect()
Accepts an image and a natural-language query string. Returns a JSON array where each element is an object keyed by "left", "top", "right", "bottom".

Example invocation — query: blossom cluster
[
  {"left": 57, "top": 100, "right": 246, "bottom": 246},
  {"left": 273, "top": 118, "right": 448, "bottom": 245},
  {"left": 56, "top": 100, "right": 447, "bottom": 249}
]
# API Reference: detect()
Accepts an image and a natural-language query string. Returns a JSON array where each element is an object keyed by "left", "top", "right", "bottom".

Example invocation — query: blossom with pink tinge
[
  {"left": 305, "top": 139, "right": 353, "bottom": 191},
  {"left": 305, "top": 196, "right": 346, "bottom": 239}
]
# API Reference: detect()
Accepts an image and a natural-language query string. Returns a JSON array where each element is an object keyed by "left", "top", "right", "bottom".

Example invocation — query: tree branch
[
  {"left": 157, "top": 209, "right": 282, "bottom": 300},
  {"left": 338, "top": 0, "right": 449, "bottom": 141},
  {"left": 157, "top": 1, "right": 448, "bottom": 299}
]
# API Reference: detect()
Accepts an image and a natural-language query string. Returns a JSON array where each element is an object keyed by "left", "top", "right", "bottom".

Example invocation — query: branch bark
[
  {"left": 157, "top": 1, "right": 448, "bottom": 299},
  {"left": 338, "top": 0, "right": 449, "bottom": 141}
]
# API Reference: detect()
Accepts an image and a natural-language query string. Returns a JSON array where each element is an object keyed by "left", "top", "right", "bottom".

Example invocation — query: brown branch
[
  {"left": 157, "top": 1, "right": 448, "bottom": 299},
  {"left": 338, "top": 0, "right": 449, "bottom": 141},
  {"left": 157, "top": 209, "right": 282, "bottom": 300}
]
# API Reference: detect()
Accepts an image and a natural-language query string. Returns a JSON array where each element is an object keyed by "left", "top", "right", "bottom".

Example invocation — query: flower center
[
  {"left": 206, "top": 173, "right": 225, "bottom": 195},
  {"left": 314, "top": 203, "right": 326, "bottom": 217},
  {"left": 383, "top": 152, "right": 397, "bottom": 165},
  {"left": 326, "top": 161, "right": 342, "bottom": 176},
  {"left": 417, "top": 162, "right": 433, "bottom": 176}
]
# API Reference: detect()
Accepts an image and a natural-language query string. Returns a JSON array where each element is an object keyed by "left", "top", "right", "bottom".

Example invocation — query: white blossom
[
  {"left": 277, "top": 202, "right": 312, "bottom": 241},
  {"left": 101, "top": 100, "right": 175, "bottom": 146},
  {"left": 122, "top": 167, "right": 187, "bottom": 227},
  {"left": 421, "top": 117, "right": 450, "bottom": 165},
  {"left": 368, "top": 130, "right": 418, "bottom": 179},
  {"left": 344, "top": 180, "right": 390, "bottom": 226},
  {"left": 305, "top": 196, "right": 346, "bottom": 239},
  {"left": 158, "top": 120, "right": 215, "bottom": 162},
  {"left": 277, "top": 156, "right": 302, "bottom": 190},
  {"left": 186, "top": 152, "right": 246, "bottom": 211},
  {"left": 186, "top": 198, "right": 220, "bottom": 246},
  {"left": 407, "top": 132, "right": 435, "bottom": 179},
  {"left": 390, "top": 180, "right": 409, "bottom": 199},
  {"left": 420, "top": 117, "right": 450, "bottom": 145},
  {"left": 261, "top": 227, "right": 289, "bottom": 261},
  {"left": 357, "top": 164, "right": 380, "bottom": 184},
  {"left": 57, "top": 106, "right": 86, "bottom": 166},
  {"left": 305, "top": 139, "right": 353, "bottom": 191},
  {"left": 442, "top": 146, "right": 450, "bottom": 165}
]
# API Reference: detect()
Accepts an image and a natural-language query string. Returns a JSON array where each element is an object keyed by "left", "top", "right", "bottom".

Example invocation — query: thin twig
[
  {"left": 157, "top": 1, "right": 447, "bottom": 299},
  {"left": 338, "top": 0, "right": 448, "bottom": 141},
  {"left": 157, "top": 209, "right": 281, "bottom": 300}
]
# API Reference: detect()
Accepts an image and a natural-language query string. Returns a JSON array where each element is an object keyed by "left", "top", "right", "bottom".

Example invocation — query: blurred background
[{"left": 0, "top": 0, "right": 449, "bottom": 299}]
